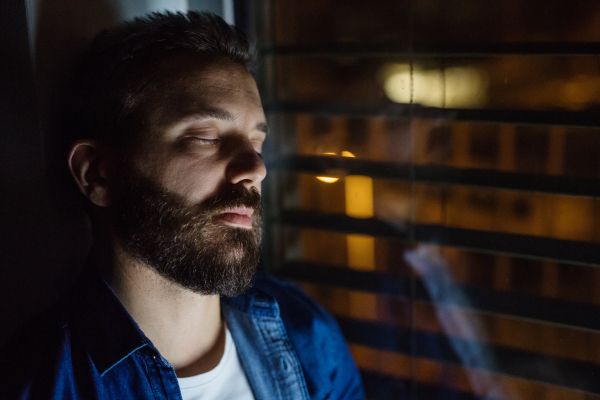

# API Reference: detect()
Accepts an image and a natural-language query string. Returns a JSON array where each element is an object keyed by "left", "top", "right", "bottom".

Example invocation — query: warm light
[
  {"left": 345, "top": 175, "right": 373, "bottom": 219},
  {"left": 347, "top": 234, "right": 375, "bottom": 271},
  {"left": 316, "top": 176, "right": 340, "bottom": 183},
  {"left": 345, "top": 174, "right": 375, "bottom": 270},
  {"left": 316, "top": 151, "right": 356, "bottom": 183},
  {"left": 381, "top": 63, "right": 488, "bottom": 108}
]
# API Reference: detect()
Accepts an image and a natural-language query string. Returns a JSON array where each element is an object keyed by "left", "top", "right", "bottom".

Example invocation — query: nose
[{"left": 226, "top": 142, "right": 267, "bottom": 188}]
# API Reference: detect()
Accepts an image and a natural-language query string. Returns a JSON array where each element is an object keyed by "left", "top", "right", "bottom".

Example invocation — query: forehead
[{"left": 139, "top": 55, "right": 263, "bottom": 130}]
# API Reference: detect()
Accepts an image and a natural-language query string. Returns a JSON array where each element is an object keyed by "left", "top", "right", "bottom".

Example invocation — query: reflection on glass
[
  {"left": 380, "top": 63, "right": 489, "bottom": 108},
  {"left": 264, "top": 2, "right": 600, "bottom": 398},
  {"left": 276, "top": 217, "right": 600, "bottom": 395},
  {"left": 273, "top": 55, "right": 600, "bottom": 111},
  {"left": 286, "top": 231, "right": 600, "bottom": 399},
  {"left": 404, "top": 245, "right": 510, "bottom": 399}
]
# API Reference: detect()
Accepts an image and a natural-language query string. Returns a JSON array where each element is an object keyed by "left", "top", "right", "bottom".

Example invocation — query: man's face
[{"left": 111, "top": 57, "right": 267, "bottom": 296}]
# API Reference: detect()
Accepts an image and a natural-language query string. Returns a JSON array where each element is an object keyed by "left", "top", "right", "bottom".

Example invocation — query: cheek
[{"left": 157, "top": 159, "right": 224, "bottom": 204}]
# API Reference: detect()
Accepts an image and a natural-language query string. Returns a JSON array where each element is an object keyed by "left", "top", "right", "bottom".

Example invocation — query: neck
[{"left": 93, "top": 242, "right": 225, "bottom": 377}]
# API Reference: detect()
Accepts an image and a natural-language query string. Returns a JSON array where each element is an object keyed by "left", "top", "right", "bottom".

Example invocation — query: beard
[{"left": 110, "top": 164, "right": 262, "bottom": 297}]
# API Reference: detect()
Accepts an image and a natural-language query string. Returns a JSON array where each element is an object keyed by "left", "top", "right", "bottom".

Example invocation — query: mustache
[
  {"left": 114, "top": 163, "right": 262, "bottom": 222},
  {"left": 200, "top": 186, "right": 262, "bottom": 218}
]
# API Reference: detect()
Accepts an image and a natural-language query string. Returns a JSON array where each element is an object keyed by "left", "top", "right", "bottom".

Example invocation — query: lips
[{"left": 215, "top": 207, "right": 254, "bottom": 227}]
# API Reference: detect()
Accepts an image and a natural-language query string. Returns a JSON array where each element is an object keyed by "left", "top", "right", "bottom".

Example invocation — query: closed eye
[{"left": 186, "top": 137, "right": 220, "bottom": 145}]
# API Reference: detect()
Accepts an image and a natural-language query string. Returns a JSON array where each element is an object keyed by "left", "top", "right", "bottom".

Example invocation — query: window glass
[{"left": 258, "top": 1, "right": 600, "bottom": 398}]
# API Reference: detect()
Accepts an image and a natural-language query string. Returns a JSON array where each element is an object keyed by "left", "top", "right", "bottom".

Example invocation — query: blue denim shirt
[{"left": 0, "top": 272, "right": 364, "bottom": 400}]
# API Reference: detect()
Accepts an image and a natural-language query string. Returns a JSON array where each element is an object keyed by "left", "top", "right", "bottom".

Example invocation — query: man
[{"left": 0, "top": 11, "right": 364, "bottom": 400}]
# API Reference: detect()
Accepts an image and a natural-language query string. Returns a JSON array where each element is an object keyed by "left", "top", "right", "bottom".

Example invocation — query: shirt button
[{"left": 280, "top": 356, "right": 290, "bottom": 371}]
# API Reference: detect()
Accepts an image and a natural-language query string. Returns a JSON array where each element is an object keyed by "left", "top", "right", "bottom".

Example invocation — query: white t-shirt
[{"left": 177, "top": 327, "right": 255, "bottom": 400}]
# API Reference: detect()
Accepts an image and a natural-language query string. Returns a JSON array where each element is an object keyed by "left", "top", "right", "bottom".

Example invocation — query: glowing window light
[
  {"left": 313, "top": 150, "right": 375, "bottom": 269},
  {"left": 345, "top": 173, "right": 375, "bottom": 270},
  {"left": 347, "top": 234, "right": 375, "bottom": 271},
  {"left": 316, "top": 151, "right": 356, "bottom": 183},
  {"left": 316, "top": 176, "right": 340, "bottom": 183},
  {"left": 345, "top": 175, "right": 373, "bottom": 219},
  {"left": 381, "top": 63, "right": 489, "bottom": 108}
]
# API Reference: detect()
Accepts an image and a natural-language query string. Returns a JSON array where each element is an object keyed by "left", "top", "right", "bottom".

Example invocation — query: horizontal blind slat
[
  {"left": 279, "top": 262, "right": 600, "bottom": 331},
  {"left": 276, "top": 211, "right": 600, "bottom": 266},
  {"left": 338, "top": 317, "right": 600, "bottom": 394},
  {"left": 273, "top": 156, "right": 600, "bottom": 197},
  {"left": 265, "top": 103, "right": 600, "bottom": 128},
  {"left": 261, "top": 42, "right": 600, "bottom": 57}
]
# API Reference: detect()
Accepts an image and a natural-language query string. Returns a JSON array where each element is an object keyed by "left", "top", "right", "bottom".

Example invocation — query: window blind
[{"left": 251, "top": 1, "right": 600, "bottom": 398}]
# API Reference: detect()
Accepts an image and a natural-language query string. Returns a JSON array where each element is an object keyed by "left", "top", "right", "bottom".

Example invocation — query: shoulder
[{"left": 252, "top": 272, "right": 365, "bottom": 400}]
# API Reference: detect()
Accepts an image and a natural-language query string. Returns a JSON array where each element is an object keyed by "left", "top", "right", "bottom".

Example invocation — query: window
[{"left": 252, "top": 1, "right": 600, "bottom": 398}]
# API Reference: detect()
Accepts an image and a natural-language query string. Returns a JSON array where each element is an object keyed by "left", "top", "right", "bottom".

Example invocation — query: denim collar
[
  {"left": 70, "top": 272, "right": 278, "bottom": 376},
  {"left": 69, "top": 275, "right": 151, "bottom": 376}
]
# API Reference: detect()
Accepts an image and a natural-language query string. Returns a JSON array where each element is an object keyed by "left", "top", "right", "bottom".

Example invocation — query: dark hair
[{"left": 68, "top": 11, "right": 255, "bottom": 147}]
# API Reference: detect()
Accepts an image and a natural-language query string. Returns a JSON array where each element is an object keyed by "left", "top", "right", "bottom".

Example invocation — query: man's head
[
  {"left": 68, "top": 11, "right": 256, "bottom": 147},
  {"left": 67, "top": 12, "right": 267, "bottom": 297}
]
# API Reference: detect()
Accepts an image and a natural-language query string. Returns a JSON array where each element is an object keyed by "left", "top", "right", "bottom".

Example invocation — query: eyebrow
[
  {"left": 178, "top": 107, "right": 236, "bottom": 124},
  {"left": 177, "top": 107, "right": 269, "bottom": 136}
]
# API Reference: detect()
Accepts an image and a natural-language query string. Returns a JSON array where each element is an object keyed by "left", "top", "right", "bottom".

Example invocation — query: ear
[{"left": 68, "top": 139, "right": 117, "bottom": 207}]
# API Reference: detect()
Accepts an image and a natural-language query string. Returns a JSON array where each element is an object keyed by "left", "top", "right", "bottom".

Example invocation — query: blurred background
[{"left": 4, "top": 0, "right": 600, "bottom": 399}]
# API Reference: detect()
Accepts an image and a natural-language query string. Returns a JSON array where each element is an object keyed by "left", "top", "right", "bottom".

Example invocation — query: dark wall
[{"left": 0, "top": 0, "right": 122, "bottom": 345}]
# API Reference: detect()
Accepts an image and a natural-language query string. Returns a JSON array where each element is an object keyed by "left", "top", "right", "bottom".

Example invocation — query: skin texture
[
  {"left": 68, "top": 57, "right": 267, "bottom": 377},
  {"left": 131, "top": 55, "right": 267, "bottom": 205}
]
